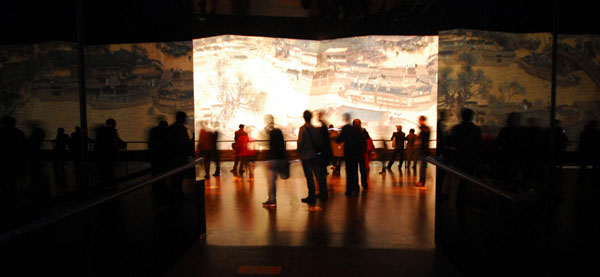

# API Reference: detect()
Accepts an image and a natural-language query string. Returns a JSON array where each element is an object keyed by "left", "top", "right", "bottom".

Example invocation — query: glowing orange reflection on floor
[{"left": 202, "top": 161, "right": 436, "bottom": 249}]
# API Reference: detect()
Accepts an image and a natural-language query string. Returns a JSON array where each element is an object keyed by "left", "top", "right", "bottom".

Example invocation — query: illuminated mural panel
[{"left": 193, "top": 35, "right": 438, "bottom": 148}]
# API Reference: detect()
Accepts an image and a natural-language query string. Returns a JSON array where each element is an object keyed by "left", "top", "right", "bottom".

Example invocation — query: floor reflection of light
[{"left": 307, "top": 206, "right": 323, "bottom": 212}]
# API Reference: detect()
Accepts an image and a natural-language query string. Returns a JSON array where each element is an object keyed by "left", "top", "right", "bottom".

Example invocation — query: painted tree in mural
[
  {"left": 439, "top": 52, "right": 492, "bottom": 120},
  {"left": 213, "top": 58, "right": 266, "bottom": 129},
  {"left": 488, "top": 80, "right": 526, "bottom": 114}
]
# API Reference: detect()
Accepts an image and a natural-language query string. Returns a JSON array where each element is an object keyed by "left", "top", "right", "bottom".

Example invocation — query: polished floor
[
  {"left": 170, "top": 161, "right": 451, "bottom": 276},
  {"left": 202, "top": 161, "right": 436, "bottom": 249}
]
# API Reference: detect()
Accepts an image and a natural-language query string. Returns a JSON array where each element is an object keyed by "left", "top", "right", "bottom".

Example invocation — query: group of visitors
[{"left": 261, "top": 110, "right": 431, "bottom": 206}]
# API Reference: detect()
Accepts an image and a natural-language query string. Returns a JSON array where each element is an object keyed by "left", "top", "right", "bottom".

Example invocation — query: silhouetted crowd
[
  {"left": 3, "top": 107, "right": 599, "bottom": 214},
  {"left": 437, "top": 109, "right": 600, "bottom": 191}
]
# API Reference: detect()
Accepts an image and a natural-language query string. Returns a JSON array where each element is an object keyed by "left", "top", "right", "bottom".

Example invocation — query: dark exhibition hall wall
[
  {"left": 438, "top": 30, "right": 600, "bottom": 147},
  {"left": 0, "top": 41, "right": 193, "bottom": 150}
]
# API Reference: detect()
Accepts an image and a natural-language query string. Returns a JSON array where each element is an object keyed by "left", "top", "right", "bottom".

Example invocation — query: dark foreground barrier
[{"left": 0, "top": 158, "right": 205, "bottom": 276}]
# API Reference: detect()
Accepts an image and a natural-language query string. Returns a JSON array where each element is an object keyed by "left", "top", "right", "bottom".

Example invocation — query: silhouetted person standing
[
  {"left": 149, "top": 120, "right": 170, "bottom": 204},
  {"left": 28, "top": 127, "right": 47, "bottom": 203},
  {"left": 231, "top": 124, "right": 247, "bottom": 176},
  {"left": 329, "top": 124, "right": 344, "bottom": 175},
  {"left": 405, "top": 129, "right": 418, "bottom": 169},
  {"left": 168, "top": 112, "right": 193, "bottom": 203},
  {"left": 298, "top": 110, "right": 328, "bottom": 203},
  {"left": 69, "top": 126, "right": 94, "bottom": 164},
  {"left": 317, "top": 111, "right": 333, "bottom": 176},
  {"left": 448, "top": 108, "right": 482, "bottom": 173},
  {"left": 353, "top": 119, "right": 368, "bottom": 189},
  {"left": 336, "top": 113, "right": 363, "bottom": 196},
  {"left": 95, "top": 118, "right": 125, "bottom": 187},
  {"left": 212, "top": 130, "right": 221, "bottom": 177},
  {"left": 417, "top": 116, "right": 430, "bottom": 187},
  {"left": 0, "top": 116, "right": 26, "bottom": 210},
  {"left": 386, "top": 125, "right": 406, "bottom": 170},
  {"left": 551, "top": 120, "right": 570, "bottom": 170},
  {"left": 495, "top": 112, "right": 525, "bottom": 182},
  {"left": 149, "top": 120, "right": 170, "bottom": 175},
  {"left": 577, "top": 120, "right": 600, "bottom": 171},
  {"left": 53, "top": 127, "right": 70, "bottom": 178}
]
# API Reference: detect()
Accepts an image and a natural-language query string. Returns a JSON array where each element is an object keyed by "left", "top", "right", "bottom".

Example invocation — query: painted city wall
[
  {"left": 439, "top": 30, "right": 600, "bottom": 144},
  {"left": 0, "top": 41, "right": 193, "bottom": 150}
]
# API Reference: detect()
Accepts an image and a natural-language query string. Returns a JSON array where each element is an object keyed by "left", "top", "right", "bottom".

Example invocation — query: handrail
[
  {"left": 426, "top": 157, "right": 515, "bottom": 201},
  {"left": 0, "top": 157, "right": 205, "bottom": 245}
]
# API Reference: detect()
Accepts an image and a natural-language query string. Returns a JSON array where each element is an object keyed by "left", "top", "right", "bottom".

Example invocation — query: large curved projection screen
[{"left": 194, "top": 35, "right": 437, "bottom": 148}]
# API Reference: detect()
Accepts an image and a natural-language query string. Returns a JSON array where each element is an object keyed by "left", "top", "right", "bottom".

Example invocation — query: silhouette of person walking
[
  {"left": 386, "top": 125, "right": 406, "bottom": 170},
  {"left": 262, "top": 114, "right": 286, "bottom": 207}
]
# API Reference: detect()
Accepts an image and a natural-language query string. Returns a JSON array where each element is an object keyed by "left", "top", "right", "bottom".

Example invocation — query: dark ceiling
[{"left": 0, "top": 0, "right": 598, "bottom": 45}]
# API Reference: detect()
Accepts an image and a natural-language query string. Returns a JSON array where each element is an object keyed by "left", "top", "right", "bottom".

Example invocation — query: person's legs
[
  {"left": 202, "top": 151, "right": 211, "bottom": 178},
  {"left": 359, "top": 157, "right": 368, "bottom": 189},
  {"left": 231, "top": 155, "right": 239, "bottom": 175},
  {"left": 397, "top": 149, "right": 404, "bottom": 168},
  {"left": 387, "top": 148, "right": 399, "bottom": 168},
  {"left": 264, "top": 160, "right": 278, "bottom": 205},
  {"left": 301, "top": 159, "right": 316, "bottom": 200},
  {"left": 239, "top": 156, "right": 247, "bottom": 177},
  {"left": 418, "top": 155, "right": 427, "bottom": 186},
  {"left": 313, "top": 157, "right": 328, "bottom": 198},
  {"left": 213, "top": 150, "right": 220, "bottom": 176},
  {"left": 345, "top": 158, "right": 358, "bottom": 195}
]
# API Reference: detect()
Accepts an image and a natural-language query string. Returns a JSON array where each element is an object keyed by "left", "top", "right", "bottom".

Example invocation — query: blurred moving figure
[
  {"left": 417, "top": 116, "right": 431, "bottom": 187},
  {"left": 317, "top": 111, "right": 333, "bottom": 177},
  {"left": 197, "top": 122, "right": 213, "bottom": 179},
  {"left": 262, "top": 115, "right": 286, "bottom": 207},
  {"left": 386, "top": 125, "right": 406, "bottom": 170},
  {"left": 231, "top": 124, "right": 247, "bottom": 176},
  {"left": 329, "top": 124, "right": 344, "bottom": 176}
]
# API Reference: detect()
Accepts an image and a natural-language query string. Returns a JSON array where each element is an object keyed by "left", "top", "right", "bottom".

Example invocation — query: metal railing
[
  {"left": 426, "top": 157, "right": 515, "bottom": 201},
  {"left": 0, "top": 157, "right": 205, "bottom": 245}
]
